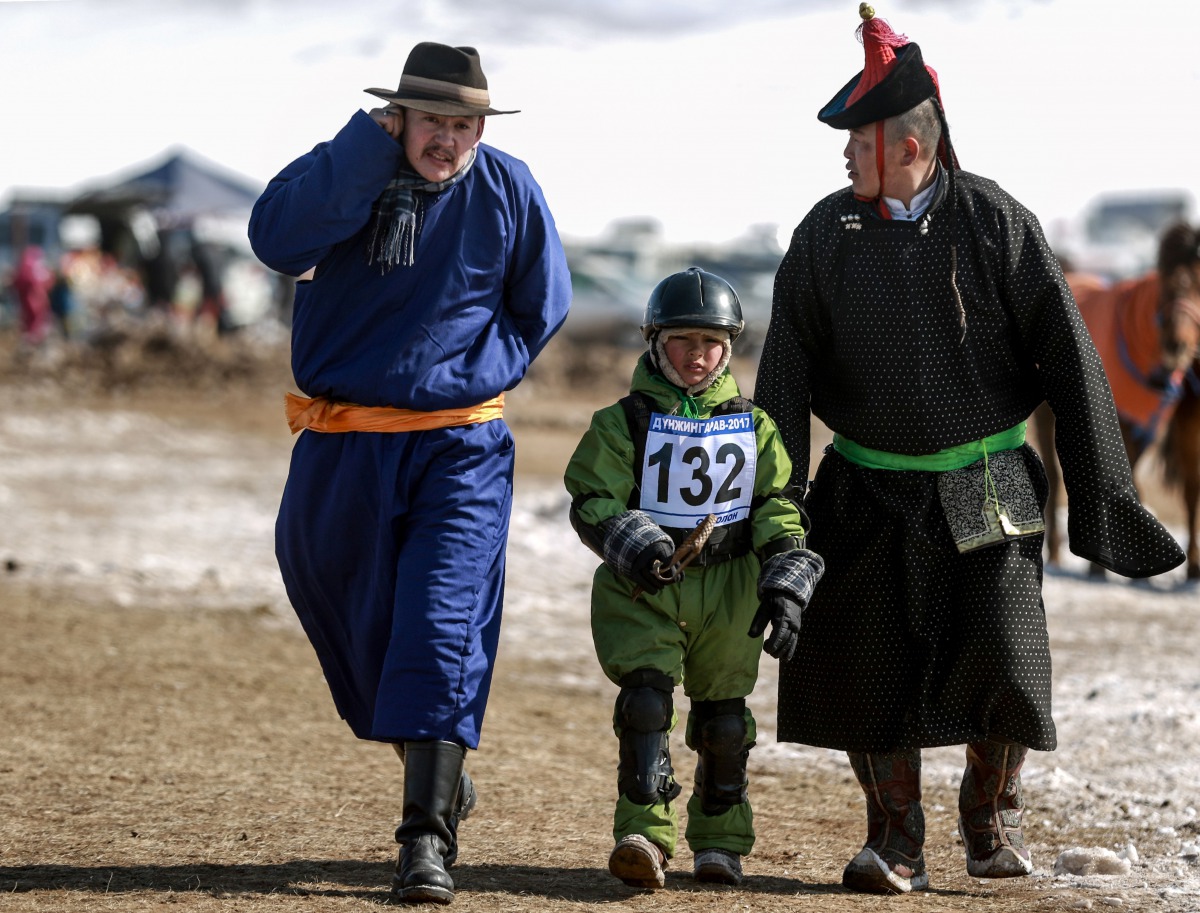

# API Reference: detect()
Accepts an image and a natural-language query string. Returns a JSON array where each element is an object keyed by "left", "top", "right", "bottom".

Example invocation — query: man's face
[
  {"left": 399, "top": 109, "right": 485, "bottom": 183},
  {"left": 844, "top": 123, "right": 912, "bottom": 199},
  {"left": 843, "top": 124, "right": 883, "bottom": 198}
]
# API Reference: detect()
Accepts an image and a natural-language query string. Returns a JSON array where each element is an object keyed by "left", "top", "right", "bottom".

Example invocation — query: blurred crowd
[{"left": 1, "top": 239, "right": 292, "bottom": 357}]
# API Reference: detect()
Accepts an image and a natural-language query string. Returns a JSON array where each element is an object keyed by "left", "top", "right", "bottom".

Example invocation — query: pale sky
[{"left": 1, "top": 0, "right": 1196, "bottom": 247}]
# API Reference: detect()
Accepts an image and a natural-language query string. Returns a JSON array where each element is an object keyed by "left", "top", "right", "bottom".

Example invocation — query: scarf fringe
[
  {"left": 369, "top": 209, "right": 418, "bottom": 272},
  {"left": 366, "top": 148, "right": 475, "bottom": 273}
]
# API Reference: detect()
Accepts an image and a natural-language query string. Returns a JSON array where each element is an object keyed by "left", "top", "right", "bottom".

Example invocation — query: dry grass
[
  {"left": 0, "top": 582, "right": 1165, "bottom": 913},
  {"left": 0, "top": 326, "right": 1190, "bottom": 911}
]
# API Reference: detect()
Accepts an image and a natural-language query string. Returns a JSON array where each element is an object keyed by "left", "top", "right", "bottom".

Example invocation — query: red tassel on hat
[{"left": 846, "top": 3, "right": 910, "bottom": 106}]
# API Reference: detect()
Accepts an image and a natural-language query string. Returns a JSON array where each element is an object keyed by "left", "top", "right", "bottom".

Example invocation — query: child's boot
[
  {"left": 693, "top": 848, "right": 742, "bottom": 885},
  {"left": 609, "top": 834, "right": 668, "bottom": 889}
]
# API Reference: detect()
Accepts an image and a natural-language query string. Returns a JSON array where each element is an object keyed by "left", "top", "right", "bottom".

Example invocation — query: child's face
[{"left": 663, "top": 330, "right": 726, "bottom": 388}]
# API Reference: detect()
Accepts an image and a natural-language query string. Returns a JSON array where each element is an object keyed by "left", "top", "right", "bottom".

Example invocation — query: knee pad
[
  {"left": 615, "top": 669, "right": 680, "bottom": 806},
  {"left": 692, "top": 698, "right": 751, "bottom": 815}
]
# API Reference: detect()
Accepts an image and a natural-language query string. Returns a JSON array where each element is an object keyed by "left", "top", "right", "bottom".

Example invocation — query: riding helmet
[{"left": 640, "top": 267, "right": 745, "bottom": 342}]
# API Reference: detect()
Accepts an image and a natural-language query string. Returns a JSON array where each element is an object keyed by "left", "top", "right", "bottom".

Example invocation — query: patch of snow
[{"left": 1055, "top": 847, "right": 1133, "bottom": 876}]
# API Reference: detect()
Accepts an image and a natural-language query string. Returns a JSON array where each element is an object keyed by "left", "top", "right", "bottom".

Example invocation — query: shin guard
[
  {"left": 615, "top": 669, "right": 681, "bottom": 806},
  {"left": 690, "top": 698, "right": 750, "bottom": 816}
]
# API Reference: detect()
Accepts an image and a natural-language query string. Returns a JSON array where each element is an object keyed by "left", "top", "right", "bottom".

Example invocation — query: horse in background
[{"left": 1035, "top": 221, "right": 1200, "bottom": 580}]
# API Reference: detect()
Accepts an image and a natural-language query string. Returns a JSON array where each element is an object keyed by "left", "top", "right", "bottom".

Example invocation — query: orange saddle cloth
[{"left": 1070, "top": 272, "right": 1177, "bottom": 436}]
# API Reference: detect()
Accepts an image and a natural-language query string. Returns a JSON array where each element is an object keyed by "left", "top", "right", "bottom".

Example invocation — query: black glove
[
  {"left": 629, "top": 538, "right": 676, "bottom": 595},
  {"left": 748, "top": 591, "right": 803, "bottom": 661}
]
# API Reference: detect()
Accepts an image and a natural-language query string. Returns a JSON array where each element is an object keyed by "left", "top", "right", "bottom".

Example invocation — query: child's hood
[{"left": 627, "top": 352, "right": 743, "bottom": 415}]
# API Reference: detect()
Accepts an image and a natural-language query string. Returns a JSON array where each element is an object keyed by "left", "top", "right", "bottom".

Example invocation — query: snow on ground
[{"left": 2, "top": 403, "right": 1198, "bottom": 902}]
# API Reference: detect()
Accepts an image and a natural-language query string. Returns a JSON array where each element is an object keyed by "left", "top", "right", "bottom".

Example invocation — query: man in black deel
[{"left": 754, "top": 3, "right": 1184, "bottom": 896}]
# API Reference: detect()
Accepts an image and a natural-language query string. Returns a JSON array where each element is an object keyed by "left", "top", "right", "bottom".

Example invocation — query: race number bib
[{"left": 639, "top": 411, "right": 757, "bottom": 529}]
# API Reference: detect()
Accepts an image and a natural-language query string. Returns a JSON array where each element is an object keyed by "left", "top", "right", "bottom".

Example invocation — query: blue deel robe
[{"left": 249, "top": 110, "right": 571, "bottom": 747}]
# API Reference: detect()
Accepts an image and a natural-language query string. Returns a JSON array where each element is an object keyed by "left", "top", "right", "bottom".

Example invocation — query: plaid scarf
[{"left": 366, "top": 147, "right": 476, "bottom": 272}]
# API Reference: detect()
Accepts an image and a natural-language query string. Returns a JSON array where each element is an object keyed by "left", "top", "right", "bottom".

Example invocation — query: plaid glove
[
  {"left": 600, "top": 510, "right": 675, "bottom": 594},
  {"left": 749, "top": 548, "right": 825, "bottom": 660}
]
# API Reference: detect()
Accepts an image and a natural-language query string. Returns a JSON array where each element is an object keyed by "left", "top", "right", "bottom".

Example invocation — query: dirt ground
[{"left": 1, "top": 326, "right": 1197, "bottom": 912}]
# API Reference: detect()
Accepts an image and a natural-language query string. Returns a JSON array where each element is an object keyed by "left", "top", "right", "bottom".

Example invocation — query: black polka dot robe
[{"left": 754, "top": 169, "right": 1185, "bottom": 753}]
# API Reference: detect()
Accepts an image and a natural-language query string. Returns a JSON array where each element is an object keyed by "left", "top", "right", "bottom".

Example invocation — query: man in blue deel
[{"left": 248, "top": 42, "right": 571, "bottom": 905}]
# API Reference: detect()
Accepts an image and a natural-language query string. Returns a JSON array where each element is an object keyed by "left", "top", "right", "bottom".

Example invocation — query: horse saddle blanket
[{"left": 1070, "top": 273, "right": 1175, "bottom": 435}]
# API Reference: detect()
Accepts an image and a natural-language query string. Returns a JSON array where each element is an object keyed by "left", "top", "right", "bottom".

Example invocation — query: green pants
[{"left": 592, "top": 558, "right": 763, "bottom": 857}]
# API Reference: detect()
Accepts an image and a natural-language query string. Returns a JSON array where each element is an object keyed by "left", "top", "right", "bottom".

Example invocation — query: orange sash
[{"left": 285, "top": 392, "right": 504, "bottom": 434}]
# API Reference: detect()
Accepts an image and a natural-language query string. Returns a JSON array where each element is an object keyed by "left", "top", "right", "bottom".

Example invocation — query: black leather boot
[
  {"left": 391, "top": 740, "right": 467, "bottom": 905},
  {"left": 443, "top": 768, "right": 477, "bottom": 868},
  {"left": 392, "top": 743, "right": 477, "bottom": 869}
]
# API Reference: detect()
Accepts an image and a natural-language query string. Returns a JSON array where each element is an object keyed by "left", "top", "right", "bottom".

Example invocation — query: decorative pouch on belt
[{"left": 936, "top": 449, "right": 1045, "bottom": 553}]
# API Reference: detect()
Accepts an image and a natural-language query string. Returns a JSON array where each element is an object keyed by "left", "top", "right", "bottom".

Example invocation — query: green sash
[{"left": 833, "top": 422, "right": 1027, "bottom": 472}]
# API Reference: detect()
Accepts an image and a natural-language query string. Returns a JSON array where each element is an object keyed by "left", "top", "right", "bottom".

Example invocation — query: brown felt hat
[{"left": 365, "top": 42, "right": 518, "bottom": 116}]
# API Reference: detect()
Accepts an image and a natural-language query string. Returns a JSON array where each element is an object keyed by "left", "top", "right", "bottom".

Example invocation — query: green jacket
[{"left": 565, "top": 354, "right": 806, "bottom": 555}]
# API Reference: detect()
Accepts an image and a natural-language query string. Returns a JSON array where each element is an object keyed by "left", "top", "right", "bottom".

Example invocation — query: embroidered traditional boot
[
  {"left": 842, "top": 750, "right": 929, "bottom": 894},
  {"left": 391, "top": 740, "right": 468, "bottom": 905},
  {"left": 958, "top": 740, "right": 1034, "bottom": 878}
]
